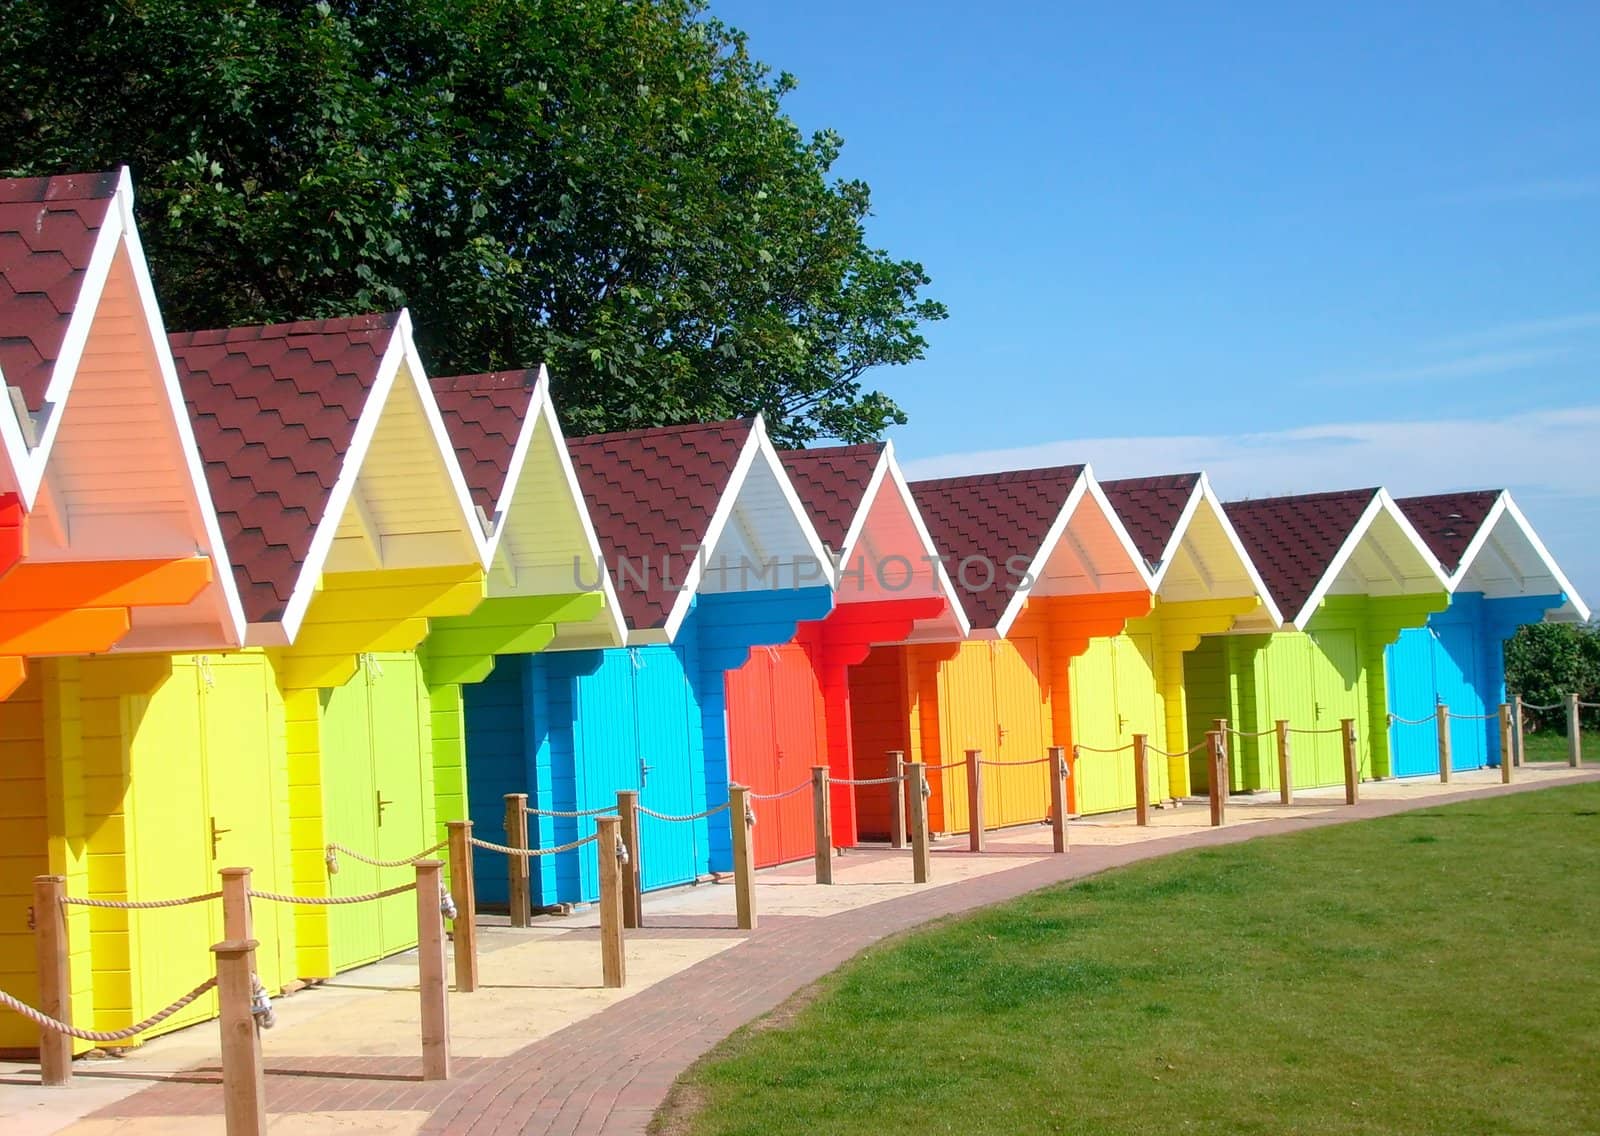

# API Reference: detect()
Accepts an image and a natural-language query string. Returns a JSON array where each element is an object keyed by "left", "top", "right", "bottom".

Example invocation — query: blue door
[
  {"left": 1387, "top": 627, "right": 1440, "bottom": 778},
  {"left": 462, "top": 657, "right": 530, "bottom": 910},
  {"left": 1433, "top": 621, "right": 1488, "bottom": 771},
  {"left": 626, "top": 647, "right": 707, "bottom": 893}
]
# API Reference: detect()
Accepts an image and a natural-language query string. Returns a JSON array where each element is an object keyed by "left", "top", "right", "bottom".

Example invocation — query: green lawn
[
  {"left": 663, "top": 784, "right": 1600, "bottom": 1136},
  {"left": 1522, "top": 729, "right": 1598, "bottom": 763}
]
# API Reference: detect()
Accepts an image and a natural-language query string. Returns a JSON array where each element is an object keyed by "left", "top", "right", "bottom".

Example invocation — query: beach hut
[
  {"left": 0, "top": 170, "right": 247, "bottom": 1051},
  {"left": 722, "top": 442, "right": 965, "bottom": 865},
  {"left": 1386, "top": 491, "right": 1589, "bottom": 775},
  {"left": 421, "top": 368, "right": 619, "bottom": 846},
  {"left": 1065, "top": 474, "right": 1281, "bottom": 811},
  {"left": 463, "top": 418, "right": 833, "bottom": 909},
  {"left": 171, "top": 310, "right": 489, "bottom": 978},
  {"left": 1185, "top": 489, "right": 1450, "bottom": 792},
  {"left": 849, "top": 465, "right": 1151, "bottom": 836}
]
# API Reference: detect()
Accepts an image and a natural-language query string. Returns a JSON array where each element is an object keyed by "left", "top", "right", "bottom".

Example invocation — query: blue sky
[{"left": 715, "top": 0, "right": 1600, "bottom": 606}]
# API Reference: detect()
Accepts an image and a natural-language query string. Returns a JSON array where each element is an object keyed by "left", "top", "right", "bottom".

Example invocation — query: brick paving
[{"left": 74, "top": 769, "right": 1600, "bottom": 1134}]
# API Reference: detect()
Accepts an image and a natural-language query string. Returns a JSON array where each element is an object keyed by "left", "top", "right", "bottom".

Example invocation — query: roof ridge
[
  {"left": 0, "top": 170, "right": 121, "bottom": 203},
  {"left": 169, "top": 311, "right": 401, "bottom": 348},
  {"left": 430, "top": 369, "right": 542, "bottom": 393},
  {"left": 782, "top": 442, "right": 885, "bottom": 461},
  {"left": 910, "top": 463, "right": 1086, "bottom": 492},
  {"left": 1225, "top": 486, "right": 1381, "bottom": 510},
  {"left": 568, "top": 417, "right": 755, "bottom": 446}
]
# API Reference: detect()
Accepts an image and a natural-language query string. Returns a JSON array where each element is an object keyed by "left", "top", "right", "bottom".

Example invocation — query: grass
[
  {"left": 664, "top": 784, "right": 1600, "bottom": 1136},
  {"left": 1522, "top": 728, "right": 1599, "bottom": 763}
]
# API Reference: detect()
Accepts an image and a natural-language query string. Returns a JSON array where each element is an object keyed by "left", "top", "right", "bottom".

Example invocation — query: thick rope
[
  {"left": 1577, "top": 701, "right": 1600, "bottom": 709},
  {"left": 1521, "top": 701, "right": 1565, "bottom": 712},
  {"left": 525, "top": 804, "right": 614, "bottom": 818},
  {"left": 63, "top": 891, "right": 221, "bottom": 910},
  {"left": 748, "top": 782, "right": 813, "bottom": 801},
  {"left": 1387, "top": 713, "right": 1438, "bottom": 726},
  {"left": 977, "top": 754, "right": 1055, "bottom": 767},
  {"left": 1072, "top": 743, "right": 1134, "bottom": 755},
  {"left": 1287, "top": 726, "right": 1345, "bottom": 735},
  {"left": 325, "top": 841, "right": 445, "bottom": 872},
  {"left": 248, "top": 882, "right": 416, "bottom": 906},
  {"left": 638, "top": 802, "right": 730, "bottom": 823},
  {"left": 469, "top": 833, "right": 600, "bottom": 858},
  {"left": 1145, "top": 740, "right": 1211, "bottom": 758},
  {"left": 0, "top": 977, "right": 217, "bottom": 1043},
  {"left": 1225, "top": 727, "right": 1279, "bottom": 739},
  {"left": 924, "top": 757, "right": 969, "bottom": 771},
  {"left": 1445, "top": 711, "right": 1504, "bottom": 722},
  {"left": 832, "top": 774, "right": 905, "bottom": 786}
]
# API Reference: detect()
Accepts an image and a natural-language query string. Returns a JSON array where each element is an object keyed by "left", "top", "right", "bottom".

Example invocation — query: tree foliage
[
  {"left": 1504, "top": 622, "right": 1600, "bottom": 732},
  {"left": 0, "top": 0, "right": 945, "bottom": 443}
]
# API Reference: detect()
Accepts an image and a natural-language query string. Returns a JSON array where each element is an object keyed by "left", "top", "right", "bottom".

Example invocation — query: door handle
[
  {"left": 997, "top": 724, "right": 1007, "bottom": 740},
  {"left": 376, "top": 792, "right": 393, "bottom": 826},
  {"left": 639, "top": 758, "right": 651, "bottom": 788},
  {"left": 1315, "top": 702, "right": 1325, "bottom": 719},
  {"left": 210, "top": 816, "right": 231, "bottom": 858}
]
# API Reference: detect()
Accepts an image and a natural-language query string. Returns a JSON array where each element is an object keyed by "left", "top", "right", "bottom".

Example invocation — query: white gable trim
[
  {"left": 1451, "top": 492, "right": 1590, "bottom": 621},
  {"left": 877, "top": 441, "right": 970, "bottom": 638},
  {"left": 1291, "top": 489, "right": 1450, "bottom": 628},
  {"left": 657, "top": 415, "right": 836, "bottom": 642},
  {"left": 1187, "top": 475, "right": 1284, "bottom": 627},
  {"left": 1145, "top": 481, "right": 1204, "bottom": 591},
  {"left": 275, "top": 309, "right": 488, "bottom": 641}
]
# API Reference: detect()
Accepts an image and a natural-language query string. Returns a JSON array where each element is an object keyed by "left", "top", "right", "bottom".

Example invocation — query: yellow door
[
  {"left": 199, "top": 655, "right": 288, "bottom": 994},
  {"left": 1070, "top": 639, "right": 1125, "bottom": 814},
  {"left": 989, "top": 638, "right": 1049, "bottom": 827},
  {"left": 1115, "top": 634, "right": 1170, "bottom": 802},
  {"left": 937, "top": 642, "right": 998, "bottom": 834}
]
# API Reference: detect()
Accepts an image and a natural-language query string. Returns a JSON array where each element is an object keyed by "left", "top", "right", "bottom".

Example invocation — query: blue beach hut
[
  {"left": 1386, "top": 490, "right": 1589, "bottom": 776},
  {"left": 464, "top": 417, "right": 834, "bottom": 911}
]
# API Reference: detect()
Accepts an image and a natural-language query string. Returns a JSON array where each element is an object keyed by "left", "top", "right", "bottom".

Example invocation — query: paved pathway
[{"left": 5, "top": 766, "right": 1596, "bottom": 1135}]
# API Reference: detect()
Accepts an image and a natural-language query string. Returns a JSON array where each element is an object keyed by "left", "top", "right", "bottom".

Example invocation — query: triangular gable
[
  {"left": 1398, "top": 490, "right": 1589, "bottom": 622},
  {"left": 568, "top": 416, "right": 832, "bottom": 645},
  {"left": 782, "top": 441, "right": 966, "bottom": 638},
  {"left": 1104, "top": 472, "right": 1281, "bottom": 627},
  {"left": 1227, "top": 488, "right": 1448, "bottom": 629},
  {"left": 433, "top": 367, "right": 623, "bottom": 647},
  {"left": 0, "top": 168, "right": 245, "bottom": 667},
  {"left": 911, "top": 464, "right": 1150, "bottom": 638},
  {"left": 175, "top": 309, "right": 486, "bottom": 645}
]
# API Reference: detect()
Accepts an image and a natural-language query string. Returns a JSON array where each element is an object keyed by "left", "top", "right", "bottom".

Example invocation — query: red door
[{"left": 726, "top": 645, "right": 828, "bottom": 868}]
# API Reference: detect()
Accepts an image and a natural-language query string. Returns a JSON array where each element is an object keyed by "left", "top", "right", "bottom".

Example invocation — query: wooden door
[
  {"left": 1434, "top": 622, "right": 1487, "bottom": 770},
  {"left": 1116, "top": 633, "right": 1170, "bottom": 802},
  {"left": 725, "top": 650, "right": 784, "bottom": 866},
  {"left": 989, "top": 638, "right": 1048, "bottom": 827},
  {"left": 937, "top": 642, "right": 998, "bottom": 833},
  {"left": 1070, "top": 638, "right": 1124, "bottom": 814},
  {"left": 1386, "top": 627, "right": 1441, "bottom": 777},
  {"left": 628, "top": 648, "right": 703, "bottom": 892},
  {"left": 368, "top": 654, "right": 432, "bottom": 957},
  {"left": 1308, "top": 629, "right": 1362, "bottom": 785},
  {"left": 771, "top": 644, "right": 826, "bottom": 862},
  {"left": 322, "top": 667, "right": 383, "bottom": 971}
]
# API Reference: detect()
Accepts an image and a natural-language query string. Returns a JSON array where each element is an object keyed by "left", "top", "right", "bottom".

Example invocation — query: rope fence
[
  {"left": 325, "top": 841, "right": 446, "bottom": 873},
  {"left": 1521, "top": 701, "right": 1564, "bottom": 712},
  {"left": 1387, "top": 713, "right": 1437, "bottom": 726},
  {"left": 248, "top": 882, "right": 417, "bottom": 906},
  {"left": 1072, "top": 742, "right": 1134, "bottom": 755},
  {"left": 0, "top": 978, "right": 217, "bottom": 1044},
  {"left": 62, "top": 891, "right": 220, "bottom": 910},
  {"left": 1145, "top": 739, "right": 1211, "bottom": 759},
  {"left": 1225, "top": 727, "right": 1278, "bottom": 739},
  {"left": 1286, "top": 725, "right": 1345, "bottom": 735},
  {"left": 638, "top": 802, "right": 730, "bottom": 823},
  {"left": 524, "top": 803, "right": 614, "bottom": 818},
  {"left": 831, "top": 774, "right": 905, "bottom": 786},
  {"left": 748, "top": 782, "right": 812, "bottom": 801},
  {"left": 924, "top": 757, "right": 969, "bottom": 771},
  {"left": 470, "top": 832, "right": 600, "bottom": 858},
  {"left": 977, "top": 754, "right": 1055, "bottom": 767}
]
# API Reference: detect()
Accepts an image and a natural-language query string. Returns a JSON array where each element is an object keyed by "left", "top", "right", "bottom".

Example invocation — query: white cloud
[
  {"left": 1314, "top": 346, "right": 1569, "bottom": 387},
  {"left": 1428, "top": 311, "right": 1600, "bottom": 352},
  {"left": 902, "top": 405, "right": 1600, "bottom": 608}
]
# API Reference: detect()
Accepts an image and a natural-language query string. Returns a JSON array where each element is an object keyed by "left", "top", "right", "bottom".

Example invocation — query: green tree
[
  {"left": 0, "top": 0, "right": 945, "bottom": 443},
  {"left": 1504, "top": 622, "right": 1600, "bottom": 732}
]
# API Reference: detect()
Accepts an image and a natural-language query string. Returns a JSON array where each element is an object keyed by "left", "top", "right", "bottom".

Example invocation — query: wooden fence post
[
  {"left": 729, "top": 785, "right": 756, "bottom": 931},
  {"left": 1207, "top": 731, "right": 1227, "bottom": 826},
  {"left": 1569, "top": 692, "right": 1584, "bottom": 767},
  {"left": 811, "top": 766, "right": 833, "bottom": 884},
  {"left": 1132, "top": 734, "right": 1150, "bottom": 827},
  {"left": 908, "top": 762, "right": 931, "bottom": 883},
  {"left": 1436, "top": 704, "right": 1452, "bottom": 784},
  {"left": 596, "top": 816, "right": 627, "bottom": 985},
  {"left": 1048, "top": 746, "right": 1068, "bottom": 853},
  {"left": 1498, "top": 704, "right": 1514, "bottom": 784},
  {"left": 1341, "top": 719, "right": 1359, "bottom": 804},
  {"left": 445, "top": 821, "right": 478, "bottom": 994},
  {"left": 504, "top": 793, "right": 530, "bottom": 928},
  {"left": 33, "top": 875, "right": 70, "bottom": 1087},
  {"left": 888, "top": 751, "right": 907, "bottom": 850},
  {"left": 965, "top": 749, "right": 984, "bottom": 853},
  {"left": 212, "top": 937, "right": 266, "bottom": 1135},
  {"left": 1212, "top": 718, "right": 1230, "bottom": 792},
  {"left": 218, "top": 866, "right": 260, "bottom": 1033},
  {"left": 616, "top": 790, "right": 643, "bottom": 929},
  {"left": 413, "top": 860, "right": 450, "bottom": 1081},
  {"left": 1275, "top": 720, "right": 1293, "bottom": 806},
  {"left": 1513, "top": 694, "right": 1526, "bottom": 767}
]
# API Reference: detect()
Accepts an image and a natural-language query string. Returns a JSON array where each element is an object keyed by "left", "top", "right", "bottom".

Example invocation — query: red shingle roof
[
  {"left": 779, "top": 444, "right": 883, "bottom": 553},
  {"left": 172, "top": 314, "right": 398, "bottom": 624},
  {"left": 567, "top": 419, "right": 753, "bottom": 630},
  {"left": 0, "top": 171, "right": 119, "bottom": 412},
  {"left": 910, "top": 465, "right": 1086, "bottom": 630},
  {"left": 1102, "top": 473, "right": 1202, "bottom": 568},
  {"left": 431, "top": 370, "right": 539, "bottom": 517},
  {"left": 1394, "top": 491, "right": 1500, "bottom": 576},
  {"left": 1223, "top": 489, "right": 1379, "bottom": 621}
]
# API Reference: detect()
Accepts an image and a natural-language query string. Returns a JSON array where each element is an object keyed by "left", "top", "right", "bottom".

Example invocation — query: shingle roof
[
  {"left": 1101, "top": 473, "right": 1202, "bottom": 568},
  {"left": 910, "top": 465, "right": 1086, "bottom": 630},
  {"left": 431, "top": 370, "right": 540, "bottom": 517},
  {"left": 1394, "top": 491, "right": 1500, "bottom": 576},
  {"left": 0, "top": 171, "right": 119, "bottom": 412},
  {"left": 567, "top": 419, "right": 752, "bottom": 631},
  {"left": 779, "top": 444, "right": 883, "bottom": 553},
  {"left": 171, "top": 314, "right": 398, "bottom": 624},
  {"left": 1223, "top": 489, "right": 1379, "bottom": 621}
]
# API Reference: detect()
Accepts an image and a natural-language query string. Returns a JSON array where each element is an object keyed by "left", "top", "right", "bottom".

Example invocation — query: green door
[
  {"left": 1116, "top": 634, "right": 1170, "bottom": 802},
  {"left": 1309, "top": 628, "right": 1363, "bottom": 783},
  {"left": 322, "top": 669, "right": 383, "bottom": 971},
  {"left": 369, "top": 654, "right": 432, "bottom": 954},
  {"left": 1259, "top": 634, "right": 1320, "bottom": 788},
  {"left": 1070, "top": 638, "right": 1125, "bottom": 814}
]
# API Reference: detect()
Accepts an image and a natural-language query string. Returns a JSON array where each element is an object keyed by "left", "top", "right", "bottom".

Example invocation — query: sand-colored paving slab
[{"left": 52, "top": 1110, "right": 428, "bottom": 1135}]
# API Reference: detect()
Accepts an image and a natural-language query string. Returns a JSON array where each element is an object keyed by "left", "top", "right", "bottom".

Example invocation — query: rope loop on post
[
  {"left": 250, "top": 972, "right": 276, "bottom": 1029},
  {"left": 439, "top": 883, "right": 457, "bottom": 921},
  {"left": 614, "top": 833, "right": 631, "bottom": 866}
]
